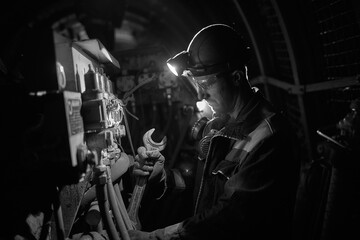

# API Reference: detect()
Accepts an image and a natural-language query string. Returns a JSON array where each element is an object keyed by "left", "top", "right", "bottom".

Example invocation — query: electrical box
[{"left": 28, "top": 91, "right": 86, "bottom": 184}]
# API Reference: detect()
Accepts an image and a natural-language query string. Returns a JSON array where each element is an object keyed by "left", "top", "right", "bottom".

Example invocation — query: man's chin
[{"left": 211, "top": 108, "right": 225, "bottom": 115}]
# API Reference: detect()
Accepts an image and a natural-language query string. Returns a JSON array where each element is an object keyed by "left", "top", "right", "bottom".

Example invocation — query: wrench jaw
[{"left": 143, "top": 128, "right": 167, "bottom": 151}]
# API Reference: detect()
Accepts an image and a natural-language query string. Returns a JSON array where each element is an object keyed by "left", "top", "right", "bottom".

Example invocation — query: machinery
[
  {"left": 53, "top": 32, "right": 170, "bottom": 240},
  {"left": 16, "top": 25, "right": 141, "bottom": 239},
  {"left": 2, "top": 14, "right": 198, "bottom": 239},
  {"left": 54, "top": 33, "right": 136, "bottom": 239}
]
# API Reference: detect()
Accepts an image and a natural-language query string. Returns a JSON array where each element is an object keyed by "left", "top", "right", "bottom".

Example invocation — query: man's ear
[{"left": 231, "top": 70, "right": 245, "bottom": 86}]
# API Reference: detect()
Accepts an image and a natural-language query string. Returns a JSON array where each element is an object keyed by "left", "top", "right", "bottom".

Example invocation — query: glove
[
  {"left": 128, "top": 223, "right": 182, "bottom": 240},
  {"left": 128, "top": 229, "right": 152, "bottom": 240},
  {"left": 132, "top": 146, "right": 165, "bottom": 182},
  {"left": 128, "top": 229, "right": 166, "bottom": 240}
]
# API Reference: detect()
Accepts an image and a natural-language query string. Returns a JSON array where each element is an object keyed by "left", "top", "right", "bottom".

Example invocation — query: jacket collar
[{"left": 219, "top": 90, "right": 276, "bottom": 139}]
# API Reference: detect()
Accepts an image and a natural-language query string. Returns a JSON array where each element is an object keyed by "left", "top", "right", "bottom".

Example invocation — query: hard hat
[{"left": 167, "top": 24, "right": 250, "bottom": 77}]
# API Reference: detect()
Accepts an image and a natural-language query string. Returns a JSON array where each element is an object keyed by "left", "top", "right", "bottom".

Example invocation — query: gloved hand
[
  {"left": 128, "top": 223, "right": 180, "bottom": 240},
  {"left": 128, "top": 228, "right": 167, "bottom": 240},
  {"left": 128, "top": 229, "right": 152, "bottom": 240},
  {"left": 132, "top": 146, "right": 165, "bottom": 182}
]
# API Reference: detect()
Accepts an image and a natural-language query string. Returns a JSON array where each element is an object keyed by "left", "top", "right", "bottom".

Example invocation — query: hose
[
  {"left": 52, "top": 187, "right": 66, "bottom": 240},
  {"left": 107, "top": 167, "right": 131, "bottom": 240},
  {"left": 96, "top": 180, "right": 120, "bottom": 240},
  {"left": 114, "top": 182, "right": 134, "bottom": 230},
  {"left": 80, "top": 153, "right": 130, "bottom": 212}
]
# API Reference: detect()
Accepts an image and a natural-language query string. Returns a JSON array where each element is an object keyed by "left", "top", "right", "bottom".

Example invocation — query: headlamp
[
  {"left": 167, "top": 52, "right": 234, "bottom": 78},
  {"left": 166, "top": 51, "right": 190, "bottom": 76}
]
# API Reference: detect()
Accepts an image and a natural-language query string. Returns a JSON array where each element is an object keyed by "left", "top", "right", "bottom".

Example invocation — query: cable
[
  {"left": 122, "top": 75, "right": 156, "bottom": 103},
  {"left": 122, "top": 105, "right": 137, "bottom": 158}
]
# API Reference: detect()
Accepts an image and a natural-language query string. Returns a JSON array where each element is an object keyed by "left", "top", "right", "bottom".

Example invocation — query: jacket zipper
[
  {"left": 194, "top": 138, "right": 212, "bottom": 214},
  {"left": 193, "top": 133, "right": 238, "bottom": 214}
]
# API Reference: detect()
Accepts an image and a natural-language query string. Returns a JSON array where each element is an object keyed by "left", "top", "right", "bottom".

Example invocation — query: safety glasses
[{"left": 187, "top": 71, "right": 231, "bottom": 90}]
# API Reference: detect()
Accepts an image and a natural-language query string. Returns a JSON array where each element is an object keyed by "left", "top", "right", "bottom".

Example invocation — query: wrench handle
[{"left": 127, "top": 176, "right": 147, "bottom": 230}]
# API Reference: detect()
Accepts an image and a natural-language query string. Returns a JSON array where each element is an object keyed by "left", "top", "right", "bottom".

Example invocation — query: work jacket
[{"left": 152, "top": 91, "right": 301, "bottom": 240}]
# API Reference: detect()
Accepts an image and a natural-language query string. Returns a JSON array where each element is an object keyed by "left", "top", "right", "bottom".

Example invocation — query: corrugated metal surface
[{"left": 313, "top": 0, "right": 360, "bottom": 80}]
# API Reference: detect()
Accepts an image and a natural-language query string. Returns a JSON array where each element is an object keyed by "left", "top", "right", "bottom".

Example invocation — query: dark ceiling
[
  {"left": 1, "top": 0, "right": 250, "bottom": 58},
  {"left": 113, "top": 0, "right": 248, "bottom": 54}
]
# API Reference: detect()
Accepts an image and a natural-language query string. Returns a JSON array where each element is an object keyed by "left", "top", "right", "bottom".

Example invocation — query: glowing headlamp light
[{"left": 166, "top": 51, "right": 190, "bottom": 76}]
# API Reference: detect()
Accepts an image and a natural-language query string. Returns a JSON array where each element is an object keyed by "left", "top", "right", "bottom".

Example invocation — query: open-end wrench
[
  {"left": 127, "top": 128, "right": 167, "bottom": 230},
  {"left": 142, "top": 128, "right": 167, "bottom": 151}
]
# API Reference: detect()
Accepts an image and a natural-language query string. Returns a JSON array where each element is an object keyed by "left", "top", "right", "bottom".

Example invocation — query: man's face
[{"left": 192, "top": 72, "right": 237, "bottom": 114}]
